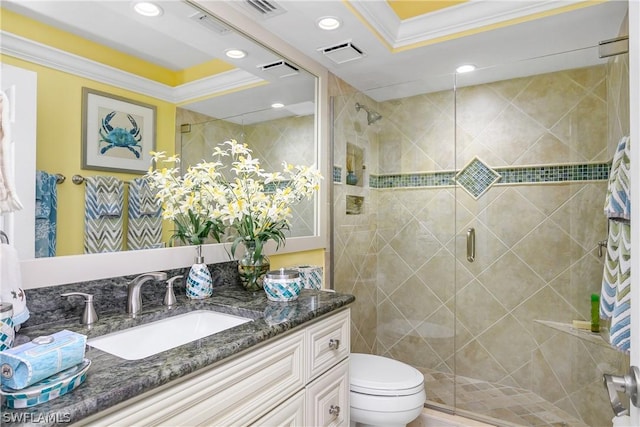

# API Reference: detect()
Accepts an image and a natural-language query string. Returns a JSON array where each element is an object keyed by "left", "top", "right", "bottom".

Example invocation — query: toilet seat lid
[{"left": 350, "top": 353, "right": 425, "bottom": 396}]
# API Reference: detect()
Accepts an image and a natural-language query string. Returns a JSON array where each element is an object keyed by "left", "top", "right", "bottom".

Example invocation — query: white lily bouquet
[{"left": 146, "top": 139, "right": 322, "bottom": 291}]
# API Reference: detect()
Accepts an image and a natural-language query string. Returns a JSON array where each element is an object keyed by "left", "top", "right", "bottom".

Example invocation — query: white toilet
[{"left": 350, "top": 353, "right": 426, "bottom": 427}]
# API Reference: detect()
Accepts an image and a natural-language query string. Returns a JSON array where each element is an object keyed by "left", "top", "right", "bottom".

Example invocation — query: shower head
[
  {"left": 367, "top": 110, "right": 383, "bottom": 125},
  {"left": 355, "top": 102, "right": 383, "bottom": 125}
]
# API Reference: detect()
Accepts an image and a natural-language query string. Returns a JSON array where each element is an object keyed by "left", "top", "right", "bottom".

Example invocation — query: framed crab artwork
[{"left": 81, "top": 88, "right": 156, "bottom": 174}]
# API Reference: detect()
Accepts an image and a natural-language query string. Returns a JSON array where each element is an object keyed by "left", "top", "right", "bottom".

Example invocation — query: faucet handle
[
  {"left": 164, "top": 275, "right": 182, "bottom": 308},
  {"left": 61, "top": 292, "right": 98, "bottom": 326}
]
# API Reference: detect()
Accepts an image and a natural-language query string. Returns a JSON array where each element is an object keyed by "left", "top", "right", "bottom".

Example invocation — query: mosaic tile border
[
  {"left": 333, "top": 166, "right": 342, "bottom": 183},
  {"left": 371, "top": 172, "right": 456, "bottom": 188},
  {"left": 264, "top": 180, "right": 292, "bottom": 193},
  {"left": 497, "top": 163, "right": 610, "bottom": 183},
  {"left": 368, "top": 163, "right": 610, "bottom": 189}
]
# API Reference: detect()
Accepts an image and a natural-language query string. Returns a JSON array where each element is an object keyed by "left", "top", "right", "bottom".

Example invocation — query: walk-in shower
[
  {"left": 333, "top": 39, "right": 630, "bottom": 427},
  {"left": 355, "top": 102, "right": 382, "bottom": 125}
]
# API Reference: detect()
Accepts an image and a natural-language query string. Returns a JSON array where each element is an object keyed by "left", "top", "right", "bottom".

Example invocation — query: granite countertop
[{"left": 2, "top": 286, "right": 354, "bottom": 426}]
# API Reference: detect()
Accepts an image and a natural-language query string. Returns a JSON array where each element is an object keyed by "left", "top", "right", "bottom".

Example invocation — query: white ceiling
[
  {"left": 227, "top": 0, "right": 629, "bottom": 101},
  {"left": 2, "top": 0, "right": 629, "bottom": 114}
]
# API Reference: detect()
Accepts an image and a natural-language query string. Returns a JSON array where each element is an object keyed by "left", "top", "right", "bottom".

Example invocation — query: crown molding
[
  {"left": 0, "top": 31, "right": 263, "bottom": 104},
  {"left": 172, "top": 69, "right": 262, "bottom": 104},
  {"left": 348, "top": 0, "right": 402, "bottom": 45},
  {"left": 350, "top": 0, "right": 587, "bottom": 50}
]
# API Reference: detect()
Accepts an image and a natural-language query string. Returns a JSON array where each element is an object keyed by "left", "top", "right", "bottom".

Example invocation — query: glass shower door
[
  {"left": 331, "top": 72, "right": 459, "bottom": 412},
  {"left": 365, "top": 82, "right": 459, "bottom": 410}
]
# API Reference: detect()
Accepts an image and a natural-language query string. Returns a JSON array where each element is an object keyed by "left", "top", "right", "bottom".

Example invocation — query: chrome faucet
[{"left": 127, "top": 272, "right": 167, "bottom": 317}]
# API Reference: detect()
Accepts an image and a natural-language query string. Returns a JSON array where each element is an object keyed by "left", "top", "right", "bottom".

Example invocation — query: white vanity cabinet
[
  {"left": 76, "top": 308, "right": 350, "bottom": 427},
  {"left": 304, "top": 308, "right": 350, "bottom": 427}
]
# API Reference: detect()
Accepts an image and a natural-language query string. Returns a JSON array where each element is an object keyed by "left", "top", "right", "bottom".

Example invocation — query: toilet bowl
[{"left": 350, "top": 353, "right": 426, "bottom": 427}]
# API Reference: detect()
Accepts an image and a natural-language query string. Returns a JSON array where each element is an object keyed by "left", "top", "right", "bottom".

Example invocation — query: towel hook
[
  {"left": 598, "top": 240, "right": 608, "bottom": 257},
  {"left": 0, "top": 230, "right": 8, "bottom": 244}
]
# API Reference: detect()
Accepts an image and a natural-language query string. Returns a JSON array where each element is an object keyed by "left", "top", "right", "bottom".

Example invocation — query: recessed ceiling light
[
  {"left": 317, "top": 16, "right": 341, "bottom": 31},
  {"left": 225, "top": 49, "right": 247, "bottom": 59},
  {"left": 133, "top": 2, "right": 163, "bottom": 17},
  {"left": 271, "top": 103, "right": 285, "bottom": 109},
  {"left": 456, "top": 64, "right": 476, "bottom": 74}
]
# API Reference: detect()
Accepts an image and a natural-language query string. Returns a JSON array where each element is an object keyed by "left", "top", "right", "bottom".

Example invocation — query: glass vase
[
  {"left": 238, "top": 240, "right": 270, "bottom": 292},
  {"left": 346, "top": 171, "right": 358, "bottom": 185}
]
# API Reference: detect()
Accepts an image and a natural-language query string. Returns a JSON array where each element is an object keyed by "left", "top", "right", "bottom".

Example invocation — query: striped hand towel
[
  {"left": 604, "top": 136, "right": 630, "bottom": 220},
  {"left": 600, "top": 136, "right": 631, "bottom": 354},
  {"left": 35, "top": 171, "right": 58, "bottom": 258},
  {"left": 127, "top": 178, "right": 162, "bottom": 251},
  {"left": 84, "top": 176, "right": 124, "bottom": 253}
]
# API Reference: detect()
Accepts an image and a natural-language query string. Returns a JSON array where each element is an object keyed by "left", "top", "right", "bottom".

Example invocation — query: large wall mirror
[{"left": 1, "top": 0, "right": 328, "bottom": 288}]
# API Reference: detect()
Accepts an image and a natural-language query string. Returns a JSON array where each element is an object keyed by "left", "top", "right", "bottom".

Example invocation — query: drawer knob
[
  {"left": 329, "top": 405, "right": 340, "bottom": 417},
  {"left": 328, "top": 339, "right": 340, "bottom": 350}
]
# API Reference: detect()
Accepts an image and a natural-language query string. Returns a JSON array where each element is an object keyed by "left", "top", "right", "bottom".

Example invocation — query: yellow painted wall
[
  {"left": 270, "top": 249, "right": 324, "bottom": 270},
  {"left": 271, "top": 249, "right": 326, "bottom": 288},
  {"left": 1, "top": 54, "right": 176, "bottom": 256}
]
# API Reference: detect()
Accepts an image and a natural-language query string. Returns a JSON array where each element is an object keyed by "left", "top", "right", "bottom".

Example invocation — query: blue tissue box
[{"left": 0, "top": 330, "right": 86, "bottom": 390}]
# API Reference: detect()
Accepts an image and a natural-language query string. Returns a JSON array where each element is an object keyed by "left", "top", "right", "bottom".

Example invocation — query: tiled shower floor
[{"left": 421, "top": 370, "right": 590, "bottom": 427}]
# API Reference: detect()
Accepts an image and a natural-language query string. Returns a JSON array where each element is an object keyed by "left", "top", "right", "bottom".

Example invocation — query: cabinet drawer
[
  {"left": 78, "top": 330, "right": 305, "bottom": 427},
  {"left": 305, "top": 359, "right": 349, "bottom": 427},
  {"left": 306, "top": 309, "right": 350, "bottom": 380},
  {"left": 251, "top": 390, "right": 305, "bottom": 427}
]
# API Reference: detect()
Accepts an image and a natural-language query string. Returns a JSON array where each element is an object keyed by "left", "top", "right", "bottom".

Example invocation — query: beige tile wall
[
  {"left": 246, "top": 115, "right": 316, "bottom": 237},
  {"left": 176, "top": 109, "right": 316, "bottom": 238}
]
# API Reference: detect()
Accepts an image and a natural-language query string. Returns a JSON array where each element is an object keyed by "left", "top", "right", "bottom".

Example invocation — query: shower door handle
[
  {"left": 466, "top": 228, "right": 475, "bottom": 263},
  {"left": 603, "top": 366, "right": 640, "bottom": 416}
]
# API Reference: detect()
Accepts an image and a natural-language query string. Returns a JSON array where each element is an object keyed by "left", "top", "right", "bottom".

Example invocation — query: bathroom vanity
[
  {"left": 79, "top": 308, "right": 350, "bottom": 426},
  {"left": 4, "top": 286, "right": 354, "bottom": 427}
]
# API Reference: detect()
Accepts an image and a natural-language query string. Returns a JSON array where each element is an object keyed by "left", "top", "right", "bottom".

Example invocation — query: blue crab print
[{"left": 99, "top": 111, "right": 142, "bottom": 158}]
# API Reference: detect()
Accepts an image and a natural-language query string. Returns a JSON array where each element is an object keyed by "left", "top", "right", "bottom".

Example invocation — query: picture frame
[{"left": 82, "top": 88, "right": 156, "bottom": 174}]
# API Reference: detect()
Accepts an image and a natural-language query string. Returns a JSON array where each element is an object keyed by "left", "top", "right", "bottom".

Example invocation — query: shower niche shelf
[
  {"left": 346, "top": 195, "right": 364, "bottom": 215},
  {"left": 534, "top": 320, "right": 612, "bottom": 348},
  {"left": 346, "top": 143, "right": 364, "bottom": 187}
]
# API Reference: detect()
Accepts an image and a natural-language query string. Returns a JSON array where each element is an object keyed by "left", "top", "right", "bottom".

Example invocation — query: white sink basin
[{"left": 88, "top": 310, "right": 252, "bottom": 360}]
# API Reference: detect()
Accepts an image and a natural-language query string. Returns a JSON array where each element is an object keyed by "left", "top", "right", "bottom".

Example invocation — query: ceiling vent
[
  {"left": 190, "top": 12, "right": 231, "bottom": 35},
  {"left": 319, "top": 41, "right": 365, "bottom": 64},
  {"left": 259, "top": 60, "right": 299, "bottom": 78},
  {"left": 242, "top": 0, "right": 286, "bottom": 19}
]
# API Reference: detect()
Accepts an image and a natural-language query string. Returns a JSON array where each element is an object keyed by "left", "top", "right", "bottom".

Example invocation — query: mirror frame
[{"left": 20, "top": 0, "right": 330, "bottom": 288}]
